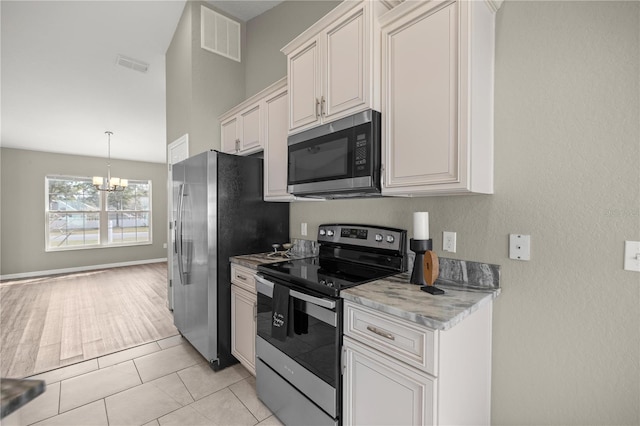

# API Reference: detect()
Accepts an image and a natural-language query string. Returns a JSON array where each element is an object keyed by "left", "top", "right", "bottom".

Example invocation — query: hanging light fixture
[{"left": 93, "top": 131, "right": 128, "bottom": 192}]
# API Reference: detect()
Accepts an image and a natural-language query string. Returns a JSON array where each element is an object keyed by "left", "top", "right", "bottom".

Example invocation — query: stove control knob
[
  {"left": 375, "top": 233, "right": 383, "bottom": 242},
  {"left": 386, "top": 235, "right": 395, "bottom": 243},
  {"left": 327, "top": 281, "right": 335, "bottom": 287},
  {"left": 327, "top": 230, "right": 335, "bottom": 237},
  {"left": 319, "top": 229, "right": 326, "bottom": 236},
  {"left": 320, "top": 279, "right": 326, "bottom": 285}
]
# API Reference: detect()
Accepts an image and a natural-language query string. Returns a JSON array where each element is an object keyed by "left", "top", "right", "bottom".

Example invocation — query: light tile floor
[{"left": 11, "top": 335, "right": 283, "bottom": 426}]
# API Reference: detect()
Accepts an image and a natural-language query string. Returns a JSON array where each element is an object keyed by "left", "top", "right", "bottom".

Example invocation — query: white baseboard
[{"left": 0, "top": 258, "right": 168, "bottom": 281}]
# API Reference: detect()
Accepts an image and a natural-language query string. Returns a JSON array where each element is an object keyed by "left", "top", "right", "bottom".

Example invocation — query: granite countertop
[
  {"left": 1, "top": 378, "right": 45, "bottom": 419},
  {"left": 232, "top": 251, "right": 500, "bottom": 331},
  {"left": 341, "top": 273, "right": 501, "bottom": 331}
]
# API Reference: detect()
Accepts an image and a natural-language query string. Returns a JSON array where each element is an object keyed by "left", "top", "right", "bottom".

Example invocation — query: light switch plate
[
  {"left": 624, "top": 241, "right": 640, "bottom": 272},
  {"left": 301, "top": 222, "right": 308, "bottom": 236},
  {"left": 509, "top": 234, "right": 531, "bottom": 261},
  {"left": 443, "top": 231, "right": 456, "bottom": 252}
]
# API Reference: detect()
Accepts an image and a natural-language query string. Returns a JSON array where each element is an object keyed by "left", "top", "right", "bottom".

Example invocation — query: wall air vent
[
  {"left": 201, "top": 5, "right": 241, "bottom": 62},
  {"left": 116, "top": 54, "right": 149, "bottom": 73}
]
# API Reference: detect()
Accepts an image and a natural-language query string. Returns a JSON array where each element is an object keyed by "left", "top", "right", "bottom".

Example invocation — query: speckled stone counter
[
  {"left": 1, "top": 378, "right": 45, "bottom": 419},
  {"left": 342, "top": 273, "right": 500, "bottom": 331}
]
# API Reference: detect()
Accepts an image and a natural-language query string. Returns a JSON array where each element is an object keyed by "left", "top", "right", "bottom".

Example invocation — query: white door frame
[{"left": 167, "top": 134, "right": 189, "bottom": 310}]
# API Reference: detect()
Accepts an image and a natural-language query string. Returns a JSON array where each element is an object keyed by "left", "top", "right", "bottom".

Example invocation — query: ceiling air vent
[
  {"left": 116, "top": 54, "right": 149, "bottom": 73},
  {"left": 201, "top": 5, "right": 241, "bottom": 62}
]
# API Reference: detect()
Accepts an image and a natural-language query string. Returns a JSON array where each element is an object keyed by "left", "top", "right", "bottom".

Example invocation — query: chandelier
[{"left": 93, "top": 131, "right": 128, "bottom": 192}]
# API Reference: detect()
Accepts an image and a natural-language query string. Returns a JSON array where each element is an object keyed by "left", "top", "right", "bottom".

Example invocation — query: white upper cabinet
[
  {"left": 282, "top": 0, "right": 394, "bottom": 135},
  {"left": 380, "top": 0, "right": 500, "bottom": 196},
  {"left": 263, "top": 79, "right": 294, "bottom": 201},
  {"left": 220, "top": 101, "right": 263, "bottom": 155},
  {"left": 219, "top": 78, "right": 323, "bottom": 202}
]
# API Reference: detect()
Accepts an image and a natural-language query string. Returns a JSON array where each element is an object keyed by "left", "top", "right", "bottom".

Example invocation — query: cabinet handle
[
  {"left": 254, "top": 303, "right": 257, "bottom": 320},
  {"left": 366, "top": 325, "right": 395, "bottom": 341},
  {"left": 236, "top": 274, "right": 247, "bottom": 281},
  {"left": 321, "top": 96, "right": 326, "bottom": 116},
  {"left": 315, "top": 98, "right": 320, "bottom": 118}
]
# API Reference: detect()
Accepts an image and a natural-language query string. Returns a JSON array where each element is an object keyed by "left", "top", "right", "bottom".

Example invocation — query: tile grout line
[
  {"left": 101, "top": 398, "right": 111, "bottom": 426},
  {"left": 131, "top": 352, "right": 144, "bottom": 384},
  {"left": 175, "top": 366, "right": 197, "bottom": 402},
  {"left": 57, "top": 379, "right": 62, "bottom": 417},
  {"left": 228, "top": 380, "right": 261, "bottom": 425}
]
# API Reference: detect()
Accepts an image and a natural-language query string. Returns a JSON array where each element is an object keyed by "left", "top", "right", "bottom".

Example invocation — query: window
[{"left": 46, "top": 176, "right": 151, "bottom": 251}]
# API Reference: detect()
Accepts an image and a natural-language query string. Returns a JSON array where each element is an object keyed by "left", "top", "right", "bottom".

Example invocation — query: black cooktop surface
[{"left": 257, "top": 256, "right": 396, "bottom": 298}]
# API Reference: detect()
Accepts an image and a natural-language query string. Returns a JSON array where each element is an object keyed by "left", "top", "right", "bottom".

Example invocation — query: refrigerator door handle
[{"left": 176, "top": 183, "right": 186, "bottom": 285}]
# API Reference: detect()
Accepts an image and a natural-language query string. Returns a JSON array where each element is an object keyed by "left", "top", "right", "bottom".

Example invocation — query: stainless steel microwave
[{"left": 287, "top": 110, "right": 381, "bottom": 199}]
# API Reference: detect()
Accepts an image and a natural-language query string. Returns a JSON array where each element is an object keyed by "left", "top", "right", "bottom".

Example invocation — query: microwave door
[
  {"left": 289, "top": 136, "right": 350, "bottom": 184},
  {"left": 286, "top": 110, "right": 381, "bottom": 197}
]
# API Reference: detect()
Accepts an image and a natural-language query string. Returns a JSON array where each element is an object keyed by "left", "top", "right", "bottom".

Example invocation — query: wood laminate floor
[{"left": 0, "top": 263, "right": 178, "bottom": 378}]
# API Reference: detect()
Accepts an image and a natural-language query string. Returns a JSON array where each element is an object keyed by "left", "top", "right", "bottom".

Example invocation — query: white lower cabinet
[
  {"left": 342, "top": 336, "right": 436, "bottom": 426},
  {"left": 343, "top": 299, "right": 494, "bottom": 425},
  {"left": 230, "top": 264, "right": 257, "bottom": 375}
]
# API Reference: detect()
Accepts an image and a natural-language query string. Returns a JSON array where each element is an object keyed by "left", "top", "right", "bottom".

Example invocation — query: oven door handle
[{"left": 255, "top": 275, "right": 336, "bottom": 310}]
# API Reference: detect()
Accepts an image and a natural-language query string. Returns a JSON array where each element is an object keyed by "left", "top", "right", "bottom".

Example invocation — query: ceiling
[{"left": 1, "top": 0, "right": 282, "bottom": 164}]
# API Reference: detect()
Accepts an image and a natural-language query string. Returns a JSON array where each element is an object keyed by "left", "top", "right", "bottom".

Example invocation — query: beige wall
[
  {"left": 166, "top": 1, "right": 246, "bottom": 155},
  {"left": 244, "top": 0, "right": 340, "bottom": 97},
  {"left": 166, "top": 2, "right": 192, "bottom": 147},
  {"left": 0, "top": 148, "right": 168, "bottom": 276}
]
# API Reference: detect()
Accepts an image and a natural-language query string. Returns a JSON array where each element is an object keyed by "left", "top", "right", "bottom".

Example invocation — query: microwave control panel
[{"left": 355, "top": 134, "right": 367, "bottom": 171}]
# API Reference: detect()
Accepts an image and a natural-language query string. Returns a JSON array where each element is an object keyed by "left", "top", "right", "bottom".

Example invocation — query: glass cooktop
[{"left": 257, "top": 256, "right": 396, "bottom": 298}]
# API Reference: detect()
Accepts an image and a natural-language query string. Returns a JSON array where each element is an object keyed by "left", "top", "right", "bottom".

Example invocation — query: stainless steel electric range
[{"left": 255, "top": 224, "right": 408, "bottom": 426}]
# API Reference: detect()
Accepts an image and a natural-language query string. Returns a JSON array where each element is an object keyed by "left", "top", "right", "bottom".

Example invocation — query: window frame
[{"left": 45, "top": 175, "right": 153, "bottom": 252}]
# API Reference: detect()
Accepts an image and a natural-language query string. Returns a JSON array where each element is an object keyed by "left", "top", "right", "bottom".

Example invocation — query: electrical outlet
[
  {"left": 624, "top": 241, "right": 640, "bottom": 272},
  {"left": 443, "top": 231, "right": 456, "bottom": 252},
  {"left": 301, "top": 223, "right": 308, "bottom": 236},
  {"left": 509, "top": 234, "right": 531, "bottom": 261}
]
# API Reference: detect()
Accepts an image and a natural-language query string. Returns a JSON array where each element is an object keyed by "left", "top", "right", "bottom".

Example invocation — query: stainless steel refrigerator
[{"left": 172, "top": 150, "right": 289, "bottom": 371}]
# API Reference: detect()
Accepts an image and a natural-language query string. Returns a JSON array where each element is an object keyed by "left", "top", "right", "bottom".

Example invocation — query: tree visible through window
[
  {"left": 46, "top": 176, "right": 151, "bottom": 250},
  {"left": 107, "top": 182, "right": 150, "bottom": 244}
]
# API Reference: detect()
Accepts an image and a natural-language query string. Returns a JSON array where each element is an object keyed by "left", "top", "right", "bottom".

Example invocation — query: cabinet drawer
[
  {"left": 344, "top": 300, "right": 437, "bottom": 375},
  {"left": 231, "top": 264, "right": 256, "bottom": 293}
]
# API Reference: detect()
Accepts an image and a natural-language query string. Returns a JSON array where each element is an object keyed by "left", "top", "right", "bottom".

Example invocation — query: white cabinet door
[
  {"left": 239, "top": 103, "right": 262, "bottom": 153},
  {"left": 382, "top": 1, "right": 459, "bottom": 192},
  {"left": 221, "top": 116, "right": 239, "bottom": 154},
  {"left": 283, "top": 0, "right": 391, "bottom": 134},
  {"left": 343, "top": 336, "right": 436, "bottom": 426},
  {"left": 323, "top": 4, "right": 367, "bottom": 120},
  {"left": 220, "top": 102, "right": 263, "bottom": 156},
  {"left": 264, "top": 85, "right": 293, "bottom": 201},
  {"left": 288, "top": 39, "right": 321, "bottom": 132},
  {"left": 231, "top": 285, "right": 256, "bottom": 375},
  {"left": 380, "top": 0, "right": 496, "bottom": 196}
]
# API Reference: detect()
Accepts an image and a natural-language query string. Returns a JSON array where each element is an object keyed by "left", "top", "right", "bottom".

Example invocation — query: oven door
[
  {"left": 287, "top": 109, "right": 380, "bottom": 197},
  {"left": 255, "top": 274, "right": 341, "bottom": 423}
]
